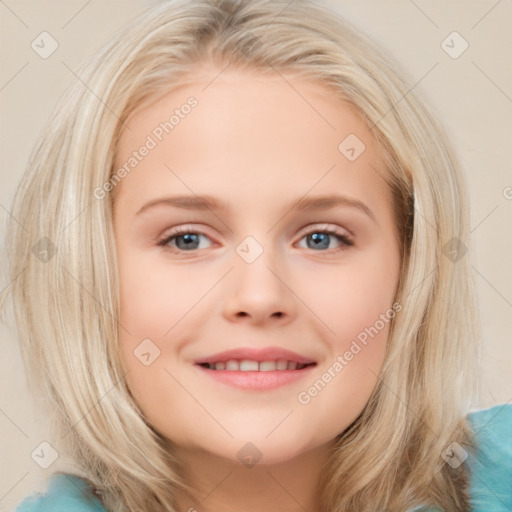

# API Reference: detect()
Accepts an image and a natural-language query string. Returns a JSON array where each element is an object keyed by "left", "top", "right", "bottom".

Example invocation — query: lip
[
  {"left": 194, "top": 346, "right": 316, "bottom": 365},
  {"left": 195, "top": 363, "right": 317, "bottom": 391},
  {"left": 193, "top": 346, "right": 317, "bottom": 391}
]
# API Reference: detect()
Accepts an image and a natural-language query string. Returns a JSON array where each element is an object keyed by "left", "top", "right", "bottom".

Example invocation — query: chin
[{"left": 225, "top": 433, "right": 318, "bottom": 467}]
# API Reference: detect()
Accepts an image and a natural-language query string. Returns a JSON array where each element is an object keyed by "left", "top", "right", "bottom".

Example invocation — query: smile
[
  {"left": 193, "top": 346, "right": 317, "bottom": 390},
  {"left": 198, "top": 360, "right": 314, "bottom": 371}
]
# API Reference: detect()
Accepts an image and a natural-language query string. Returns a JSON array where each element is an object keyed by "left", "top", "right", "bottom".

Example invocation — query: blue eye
[
  {"left": 299, "top": 230, "right": 353, "bottom": 251},
  {"left": 158, "top": 228, "right": 211, "bottom": 251},
  {"left": 157, "top": 226, "right": 353, "bottom": 253}
]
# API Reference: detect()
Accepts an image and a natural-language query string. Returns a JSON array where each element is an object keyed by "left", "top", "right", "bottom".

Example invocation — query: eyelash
[{"left": 157, "top": 225, "right": 354, "bottom": 254}]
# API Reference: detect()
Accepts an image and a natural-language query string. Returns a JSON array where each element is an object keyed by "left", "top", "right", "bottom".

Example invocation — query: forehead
[{"left": 113, "top": 67, "right": 389, "bottom": 213}]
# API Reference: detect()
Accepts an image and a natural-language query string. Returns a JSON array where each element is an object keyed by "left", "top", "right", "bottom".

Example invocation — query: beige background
[{"left": 1, "top": 0, "right": 511, "bottom": 509}]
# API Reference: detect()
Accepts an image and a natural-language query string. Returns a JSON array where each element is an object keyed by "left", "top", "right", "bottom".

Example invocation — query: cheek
[
  {"left": 116, "top": 253, "right": 217, "bottom": 422},
  {"left": 116, "top": 250, "right": 188, "bottom": 383},
  {"left": 301, "top": 250, "right": 398, "bottom": 405},
  {"left": 309, "top": 252, "right": 398, "bottom": 344},
  {"left": 295, "top": 290, "right": 395, "bottom": 438},
  {"left": 117, "top": 251, "right": 205, "bottom": 336}
]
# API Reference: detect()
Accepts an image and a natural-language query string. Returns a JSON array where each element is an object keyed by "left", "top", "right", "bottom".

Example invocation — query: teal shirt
[{"left": 14, "top": 404, "right": 512, "bottom": 511}]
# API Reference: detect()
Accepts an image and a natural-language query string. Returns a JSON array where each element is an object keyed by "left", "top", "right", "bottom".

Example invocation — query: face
[{"left": 112, "top": 66, "right": 401, "bottom": 466}]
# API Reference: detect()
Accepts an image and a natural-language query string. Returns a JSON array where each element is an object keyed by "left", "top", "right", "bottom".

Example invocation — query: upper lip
[{"left": 194, "top": 346, "right": 317, "bottom": 365}]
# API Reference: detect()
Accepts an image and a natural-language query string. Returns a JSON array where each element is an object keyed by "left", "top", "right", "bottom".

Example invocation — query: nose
[{"left": 222, "top": 242, "right": 296, "bottom": 326}]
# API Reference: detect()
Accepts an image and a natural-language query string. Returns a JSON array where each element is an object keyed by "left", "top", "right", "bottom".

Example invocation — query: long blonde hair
[{"left": 1, "top": 0, "right": 482, "bottom": 510}]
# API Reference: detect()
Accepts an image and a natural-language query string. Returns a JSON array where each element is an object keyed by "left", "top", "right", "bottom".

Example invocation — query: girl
[{"left": 3, "top": 1, "right": 510, "bottom": 511}]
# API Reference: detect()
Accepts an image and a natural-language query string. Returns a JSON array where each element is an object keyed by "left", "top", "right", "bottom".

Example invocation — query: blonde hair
[{"left": 1, "top": 0, "right": 482, "bottom": 510}]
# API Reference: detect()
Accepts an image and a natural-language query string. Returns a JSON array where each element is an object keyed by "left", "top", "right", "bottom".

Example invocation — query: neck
[{"left": 172, "top": 441, "right": 334, "bottom": 512}]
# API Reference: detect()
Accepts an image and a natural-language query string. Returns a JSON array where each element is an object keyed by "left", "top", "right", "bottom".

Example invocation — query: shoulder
[
  {"left": 13, "top": 473, "right": 107, "bottom": 512},
  {"left": 410, "top": 404, "right": 512, "bottom": 512},
  {"left": 466, "top": 403, "right": 512, "bottom": 511}
]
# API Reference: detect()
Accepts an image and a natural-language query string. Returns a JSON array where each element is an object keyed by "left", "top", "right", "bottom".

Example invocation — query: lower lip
[{"left": 195, "top": 364, "right": 316, "bottom": 391}]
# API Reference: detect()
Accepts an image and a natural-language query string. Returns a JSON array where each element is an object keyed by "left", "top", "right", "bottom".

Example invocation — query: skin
[{"left": 112, "top": 65, "right": 401, "bottom": 512}]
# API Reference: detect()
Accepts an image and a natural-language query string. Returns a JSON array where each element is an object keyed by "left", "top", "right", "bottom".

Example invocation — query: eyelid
[
  {"left": 294, "top": 224, "right": 354, "bottom": 253},
  {"left": 156, "top": 222, "right": 355, "bottom": 255},
  {"left": 158, "top": 223, "right": 352, "bottom": 245},
  {"left": 296, "top": 222, "right": 352, "bottom": 240},
  {"left": 157, "top": 224, "right": 218, "bottom": 247}
]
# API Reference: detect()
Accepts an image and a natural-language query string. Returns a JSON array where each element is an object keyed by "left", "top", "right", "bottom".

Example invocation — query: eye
[
  {"left": 157, "top": 227, "right": 215, "bottom": 252},
  {"left": 296, "top": 225, "right": 353, "bottom": 252},
  {"left": 157, "top": 224, "right": 353, "bottom": 254}
]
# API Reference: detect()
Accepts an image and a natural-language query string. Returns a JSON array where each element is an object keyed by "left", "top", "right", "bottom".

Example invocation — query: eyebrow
[{"left": 136, "top": 193, "right": 375, "bottom": 221}]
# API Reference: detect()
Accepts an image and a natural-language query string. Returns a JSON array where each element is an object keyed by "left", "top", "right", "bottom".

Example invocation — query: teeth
[
  {"left": 259, "top": 361, "right": 276, "bottom": 371},
  {"left": 239, "top": 360, "right": 259, "bottom": 371},
  {"left": 276, "top": 359, "right": 288, "bottom": 370},
  {"left": 225, "top": 360, "right": 239, "bottom": 371},
  {"left": 204, "top": 360, "right": 310, "bottom": 371}
]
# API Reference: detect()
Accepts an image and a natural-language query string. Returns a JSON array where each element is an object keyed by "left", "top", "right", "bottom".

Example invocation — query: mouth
[
  {"left": 198, "top": 360, "right": 316, "bottom": 371},
  {"left": 194, "top": 346, "right": 317, "bottom": 390}
]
